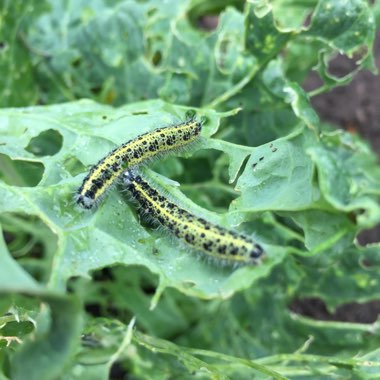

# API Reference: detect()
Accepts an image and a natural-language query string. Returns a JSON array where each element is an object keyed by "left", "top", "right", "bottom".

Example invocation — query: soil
[
  {"left": 307, "top": 32, "right": 380, "bottom": 162},
  {"left": 305, "top": 30, "right": 380, "bottom": 246},
  {"left": 294, "top": 30, "right": 380, "bottom": 324}
]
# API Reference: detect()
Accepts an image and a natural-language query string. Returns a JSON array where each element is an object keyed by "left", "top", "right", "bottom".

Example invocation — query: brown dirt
[
  {"left": 295, "top": 30, "right": 380, "bottom": 324},
  {"left": 305, "top": 30, "right": 380, "bottom": 247},
  {"left": 308, "top": 32, "right": 380, "bottom": 159}
]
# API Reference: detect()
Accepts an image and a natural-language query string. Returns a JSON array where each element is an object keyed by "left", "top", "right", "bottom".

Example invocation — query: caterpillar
[
  {"left": 76, "top": 118, "right": 202, "bottom": 209},
  {"left": 122, "top": 170, "right": 264, "bottom": 265}
]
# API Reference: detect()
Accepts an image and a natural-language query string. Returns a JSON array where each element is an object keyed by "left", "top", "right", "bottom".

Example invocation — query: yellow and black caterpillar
[
  {"left": 76, "top": 119, "right": 202, "bottom": 209},
  {"left": 123, "top": 170, "right": 264, "bottom": 265}
]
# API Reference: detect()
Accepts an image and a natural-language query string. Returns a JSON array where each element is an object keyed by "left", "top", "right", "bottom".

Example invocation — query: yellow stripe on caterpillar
[
  {"left": 76, "top": 118, "right": 202, "bottom": 209},
  {"left": 122, "top": 170, "right": 264, "bottom": 265}
]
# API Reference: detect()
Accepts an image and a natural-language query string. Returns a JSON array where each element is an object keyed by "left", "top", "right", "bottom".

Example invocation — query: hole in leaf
[
  {"left": 63, "top": 156, "right": 86, "bottom": 177},
  {"left": 302, "top": 70, "right": 324, "bottom": 92},
  {"left": 110, "top": 362, "right": 128, "bottom": 379},
  {"left": 1, "top": 213, "right": 58, "bottom": 283},
  {"left": 327, "top": 53, "right": 359, "bottom": 79},
  {"left": 25, "top": 129, "right": 63, "bottom": 157},
  {"left": 69, "top": 265, "right": 159, "bottom": 320},
  {"left": 188, "top": 1, "right": 240, "bottom": 30},
  {"left": 357, "top": 226, "right": 380, "bottom": 246},
  {"left": 197, "top": 15, "right": 219, "bottom": 31},
  {"left": 235, "top": 154, "right": 250, "bottom": 182},
  {"left": 303, "top": 12, "right": 313, "bottom": 28},
  {"left": 145, "top": 34, "right": 164, "bottom": 67},
  {"left": 275, "top": 214, "right": 304, "bottom": 236},
  {"left": 0, "top": 154, "right": 44, "bottom": 187},
  {"left": 289, "top": 297, "right": 380, "bottom": 324},
  {"left": 151, "top": 50, "right": 162, "bottom": 66}
]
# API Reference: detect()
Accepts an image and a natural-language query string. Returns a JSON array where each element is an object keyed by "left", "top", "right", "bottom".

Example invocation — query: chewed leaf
[
  {"left": 0, "top": 101, "right": 284, "bottom": 299},
  {"left": 307, "top": 131, "right": 380, "bottom": 227},
  {"left": 231, "top": 127, "right": 320, "bottom": 214}
]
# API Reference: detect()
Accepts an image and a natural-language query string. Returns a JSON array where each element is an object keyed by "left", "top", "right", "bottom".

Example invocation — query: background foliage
[{"left": 1, "top": 0, "right": 380, "bottom": 379}]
